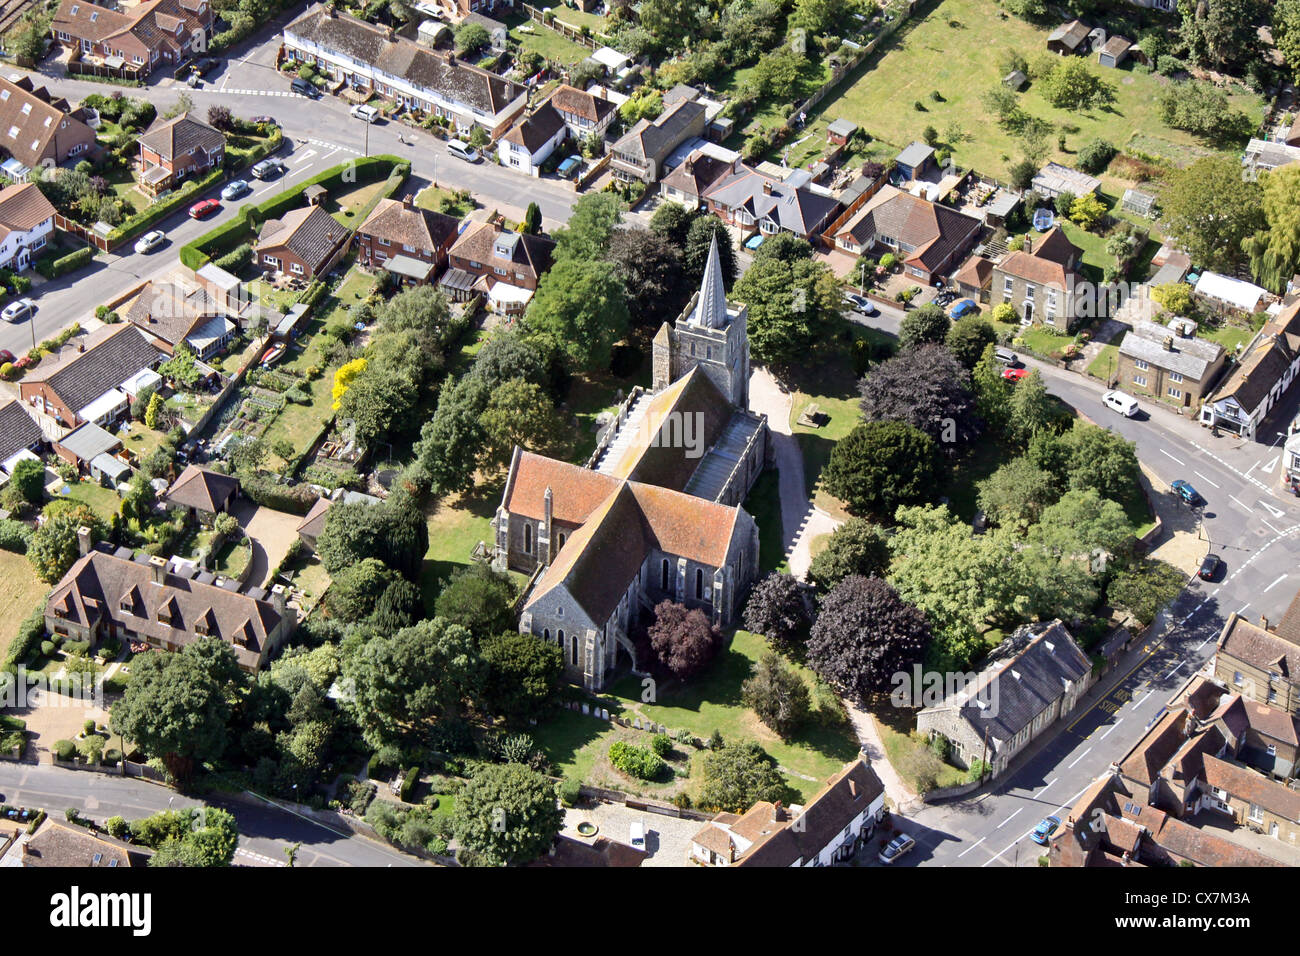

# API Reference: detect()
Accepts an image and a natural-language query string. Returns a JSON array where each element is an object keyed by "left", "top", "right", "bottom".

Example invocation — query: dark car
[
  {"left": 934, "top": 290, "right": 958, "bottom": 306},
  {"left": 1171, "top": 479, "right": 1203, "bottom": 507},
  {"left": 291, "top": 77, "right": 321, "bottom": 98},
  {"left": 194, "top": 57, "right": 217, "bottom": 75},
  {"left": 1198, "top": 553, "right": 1221, "bottom": 581}
]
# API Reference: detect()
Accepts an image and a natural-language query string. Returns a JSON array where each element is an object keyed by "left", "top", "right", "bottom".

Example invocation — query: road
[
  {"left": 0, "top": 24, "right": 581, "bottom": 360},
  {"left": 0, "top": 761, "right": 424, "bottom": 866},
  {"left": 846, "top": 304, "right": 1300, "bottom": 866}
]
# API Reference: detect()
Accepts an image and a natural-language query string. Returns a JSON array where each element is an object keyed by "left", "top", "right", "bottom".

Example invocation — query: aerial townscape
[{"left": 0, "top": 0, "right": 1298, "bottom": 900}]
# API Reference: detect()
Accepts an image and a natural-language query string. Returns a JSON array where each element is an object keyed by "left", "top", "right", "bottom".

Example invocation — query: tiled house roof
[
  {"left": 0, "top": 77, "right": 94, "bottom": 170},
  {"left": 359, "top": 197, "right": 459, "bottom": 253},
  {"left": 547, "top": 84, "right": 616, "bottom": 125},
  {"left": 503, "top": 104, "right": 566, "bottom": 154},
  {"left": 449, "top": 222, "right": 555, "bottom": 282},
  {"left": 257, "top": 205, "right": 346, "bottom": 273},
  {"left": 162, "top": 464, "right": 239, "bottom": 513},
  {"left": 1219, "top": 612, "right": 1300, "bottom": 684},
  {"left": 0, "top": 399, "right": 42, "bottom": 465},
  {"left": 0, "top": 183, "right": 56, "bottom": 241},
  {"left": 23, "top": 325, "right": 163, "bottom": 417},
  {"left": 137, "top": 113, "right": 224, "bottom": 162}
]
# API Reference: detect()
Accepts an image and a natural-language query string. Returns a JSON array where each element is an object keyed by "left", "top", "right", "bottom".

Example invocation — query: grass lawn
[
  {"left": 563, "top": 354, "right": 651, "bottom": 464},
  {"left": 1085, "top": 342, "right": 1121, "bottom": 383},
  {"left": 721, "top": 56, "right": 833, "bottom": 143},
  {"left": 327, "top": 180, "right": 389, "bottom": 228},
  {"left": 55, "top": 481, "right": 122, "bottom": 523},
  {"left": 742, "top": 468, "right": 787, "bottom": 573},
  {"left": 874, "top": 705, "right": 968, "bottom": 793},
  {"left": 533, "top": 630, "right": 862, "bottom": 803},
  {"left": 0, "top": 551, "right": 47, "bottom": 663},
  {"left": 938, "top": 439, "right": 1006, "bottom": 524},
  {"left": 1200, "top": 323, "right": 1255, "bottom": 354},
  {"left": 506, "top": 13, "right": 593, "bottom": 66},
  {"left": 114, "top": 423, "right": 170, "bottom": 465},
  {"left": 420, "top": 482, "right": 501, "bottom": 613},
  {"left": 415, "top": 185, "right": 476, "bottom": 218},
  {"left": 212, "top": 537, "right": 251, "bottom": 579},
  {"left": 795, "top": 0, "right": 1266, "bottom": 178},
  {"left": 280, "top": 549, "right": 331, "bottom": 610}
]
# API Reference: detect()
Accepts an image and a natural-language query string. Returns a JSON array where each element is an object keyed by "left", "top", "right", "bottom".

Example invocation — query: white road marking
[
  {"left": 1264, "top": 573, "right": 1289, "bottom": 592},
  {"left": 1039, "top": 777, "right": 1057, "bottom": 797},
  {"left": 956, "top": 836, "right": 985, "bottom": 858},
  {"left": 1260, "top": 500, "right": 1286, "bottom": 519},
  {"left": 1261, "top": 455, "right": 1279, "bottom": 474},
  {"left": 1160, "top": 449, "right": 1186, "bottom": 466},
  {"left": 982, "top": 785, "right": 1092, "bottom": 867},
  {"left": 1230, "top": 494, "right": 1255, "bottom": 513},
  {"left": 997, "top": 808, "right": 1022, "bottom": 829},
  {"left": 1236, "top": 604, "right": 1251, "bottom": 617},
  {"left": 1067, "top": 747, "right": 1092, "bottom": 769},
  {"left": 1163, "top": 660, "right": 1185, "bottom": 680},
  {"left": 1099, "top": 718, "right": 1123, "bottom": 740},
  {"left": 294, "top": 162, "right": 314, "bottom": 176},
  {"left": 1135, "top": 689, "right": 1153, "bottom": 706},
  {"left": 1193, "top": 471, "right": 1220, "bottom": 488},
  {"left": 1263, "top": 518, "right": 1284, "bottom": 535}
]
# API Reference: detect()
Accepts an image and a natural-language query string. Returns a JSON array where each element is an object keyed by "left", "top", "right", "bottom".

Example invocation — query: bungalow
[
  {"left": 1200, "top": 300, "right": 1300, "bottom": 440},
  {"left": 0, "top": 398, "right": 43, "bottom": 475},
  {"left": 123, "top": 281, "right": 234, "bottom": 360},
  {"left": 498, "top": 104, "right": 567, "bottom": 176},
  {"left": 256, "top": 204, "right": 348, "bottom": 279},
  {"left": 283, "top": 4, "right": 526, "bottom": 139},
  {"left": 295, "top": 495, "right": 332, "bottom": 549},
  {"left": 991, "top": 225, "right": 1086, "bottom": 330},
  {"left": 833, "top": 184, "right": 983, "bottom": 286},
  {"left": 356, "top": 194, "right": 460, "bottom": 285},
  {"left": 50, "top": 0, "right": 214, "bottom": 78},
  {"left": 20, "top": 324, "right": 163, "bottom": 430},
  {"left": 0, "top": 182, "right": 56, "bottom": 272},
  {"left": 136, "top": 112, "right": 225, "bottom": 196},
  {"left": 444, "top": 223, "right": 555, "bottom": 314},
  {"left": 0, "top": 75, "right": 96, "bottom": 181},
  {"left": 609, "top": 99, "right": 707, "bottom": 183},
  {"left": 1116, "top": 318, "right": 1226, "bottom": 408},
  {"left": 162, "top": 464, "right": 240, "bottom": 524},
  {"left": 703, "top": 165, "right": 841, "bottom": 241}
]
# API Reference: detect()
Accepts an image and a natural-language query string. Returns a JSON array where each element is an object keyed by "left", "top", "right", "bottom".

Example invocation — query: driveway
[
  {"left": 232, "top": 499, "right": 303, "bottom": 588},
  {"left": 560, "top": 801, "right": 702, "bottom": 867}
]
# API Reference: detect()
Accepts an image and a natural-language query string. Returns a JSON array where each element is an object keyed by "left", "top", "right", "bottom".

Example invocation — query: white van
[
  {"left": 447, "top": 139, "right": 479, "bottom": 163},
  {"left": 629, "top": 820, "right": 645, "bottom": 848},
  {"left": 350, "top": 104, "right": 380, "bottom": 124},
  {"left": 1103, "top": 390, "right": 1139, "bottom": 418}
]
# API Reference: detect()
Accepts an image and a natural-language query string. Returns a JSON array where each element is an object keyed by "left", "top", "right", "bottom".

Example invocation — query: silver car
[
  {"left": 221, "top": 179, "right": 251, "bottom": 201},
  {"left": 1, "top": 298, "right": 35, "bottom": 323},
  {"left": 134, "top": 230, "right": 166, "bottom": 254}
]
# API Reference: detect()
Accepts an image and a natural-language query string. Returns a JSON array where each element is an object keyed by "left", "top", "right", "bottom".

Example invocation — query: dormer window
[{"left": 19, "top": 103, "right": 29, "bottom": 115}]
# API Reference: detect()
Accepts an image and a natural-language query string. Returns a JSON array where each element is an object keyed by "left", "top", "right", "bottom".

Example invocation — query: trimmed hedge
[
  {"left": 399, "top": 765, "right": 420, "bottom": 802},
  {"left": 5, "top": 608, "right": 46, "bottom": 670},
  {"left": 241, "top": 474, "right": 321, "bottom": 515},
  {"left": 35, "top": 246, "right": 92, "bottom": 280},
  {"left": 52, "top": 739, "right": 76, "bottom": 761},
  {"left": 0, "top": 518, "right": 32, "bottom": 554}
]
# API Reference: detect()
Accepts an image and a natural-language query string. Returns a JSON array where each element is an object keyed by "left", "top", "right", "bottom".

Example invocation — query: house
[
  {"left": 498, "top": 104, "right": 568, "bottom": 176},
  {"left": 0, "top": 75, "right": 96, "bottom": 181},
  {"left": 494, "top": 241, "right": 766, "bottom": 689},
  {"left": 659, "top": 150, "right": 734, "bottom": 210},
  {"left": 1047, "top": 19, "right": 1090, "bottom": 55},
  {"left": 1031, "top": 161, "right": 1101, "bottom": 199},
  {"left": 136, "top": 112, "right": 225, "bottom": 195},
  {"left": 609, "top": 99, "right": 707, "bottom": 183},
  {"left": 50, "top": 0, "right": 214, "bottom": 78},
  {"left": 51, "top": 421, "right": 130, "bottom": 484},
  {"left": 283, "top": 4, "right": 526, "bottom": 138},
  {"left": 356, "top": 195, "right": 460, "bottom": 285},
  {"left": 21, "top": 324, "right": 163, "bottom": 429},
  {"left": 1242, "top": 138, "right": 1300, "bottom": 179},
  {"left": 916, "top": 621, "right": 1094, "bottom": 778},
  {"left": 690, "top": 758, "right": 886, "bottom": 866},
  {"left": 546, "top": 83, "right": 617, "bottom": 141},
  {"left": 1116, "top": 318, "right": 1226, "bottom": 407},
  {"left": 434, "top": 0, "right": 514, "bottom": 21},
  {"left": 952, "top": 253, "right": 993, "bottom": 303},
  {"left": 833, "top": 184, "right": 983, "bottom": 286},
  {"left": 1214, "top": 609, "right": 1300, "bottom": 715},
  {"left": 256, "top": 204, "right": 347, "bottom": 279},
  {"left": 12, "top": 818, "right": 147, "bottom": 867},
  {"left": 123, "top": 280, "right": 234, "bottom": 360},
  {"left": 992, "top": 226, "right": 1086, "bottom": 329},
  {"left": 532, "top": 834, "right": 646, "bottom": 868},
  {"left": 0, "top": 399, "right": 43, "bottom": 475},
  {"left": 0, "top": 183, "right": 56, "bottom": 273},
  {"left": 893, "top": 141, "right": 936, "bottom": 182},
  {"left": 162, "top": 464, "right": 239, "bottom": 524},
  {"left": 295, "top": 495, "right": 333, "bottom": 549},
  {"left": 46, "top": 540, "right": 296, "bottom": 673},
  {"left": 703, "top": 165, "right": 841, "bottom": 242},
  {"left": 1097, "top": 35, "right": 1132, "bottom": 67},
  {"left": 444, "top": 222, "right": 555, "bottom": 314},
  {"left": 1200, "top": 300, "right": 1300, "bottom": 440}
]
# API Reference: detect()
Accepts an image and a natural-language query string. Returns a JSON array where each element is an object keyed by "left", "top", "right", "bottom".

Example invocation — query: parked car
[
  {"left": 193, "top": 57, "right": 217, "bottom": 75},
  {"left": 251, "top": 115, "right": 277, "bottom": 126},
  {"left": 1, "top": 298, "right": 35, "bottom": 323},
  {"left": 1031, "top": 816, "right": 1061, "bottom": 846},
  {"left": 134, "top": 229, "right": 166, "bottom": 254},
  {"left": 0, "top": 349, "right": 14, "bottom": 364},
  {"left": 186, "top": 71, "right": 202, "bottom": 88},
  {"left": 878, "top": 833, "right": 916, "bottom": 864},
  {"left": 994, "top": 347, "right": 1020, "bottom": 367},
  {"left": 350, "top": 103, "right": 380, "bottom": 124},
  {"left": 291, "top": 77, "right": 321, "bottom": 98},
  {"left": 221, "top": 179, "right": 252, "bottom": 201},
  {"left": 934, "top": 290, "right": 957, "bottom": 306},
  {"left": 1198, "top": 553, "right": 1221, "bottom": 581},
  {"left": 949, "top": 298, "right": 978, "bottom": 318},
  {"left": 251, "top": 158, "right": 285, "bottom": 180},
  {"left": 1102, "top": 390, "right": 1139, "bottom": 418},
  {"left": 1171, "top": 479, "right": 1203, "bottom": 507},
  {"left": 447, "top": 139, "right": 480, "bottom": 163},
  {"left": 188, "top": 198, "right": 221, "bottom": 219},
  {"left": 842, "top": 291, "right": 878, "bottom": 315},
  {"left": 1002, "top": 366, "right": 1029, "bottom": 382}
]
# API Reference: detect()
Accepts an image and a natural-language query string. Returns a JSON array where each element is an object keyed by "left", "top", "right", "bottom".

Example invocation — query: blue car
[
  {"left": 949, "top": 298, "right": 977, "bottom": 318},
  {"left": 1170, "top": 479, "right": 1203, "bottom": 506},
  {"left": 1031, "top": 815, "right": 1061, "bottom": 846}
]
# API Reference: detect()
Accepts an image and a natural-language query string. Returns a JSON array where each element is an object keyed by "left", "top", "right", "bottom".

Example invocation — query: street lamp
[{"left": 859, "top": 260, "right": 868, "bottom": 296}]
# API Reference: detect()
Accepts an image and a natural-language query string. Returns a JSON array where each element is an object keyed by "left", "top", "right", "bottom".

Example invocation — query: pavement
[{"left": 559, "top": 802, "right": 700, "bottom": 867}]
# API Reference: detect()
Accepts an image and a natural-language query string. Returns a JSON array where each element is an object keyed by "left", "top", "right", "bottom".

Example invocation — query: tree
[
  {"left": 206, "top": 105, "right": 233, "bottom": 131},
  {"left": 608, "top": 227, "right": 684, "bottom": 328},
  {"left": 524, "top": 257, "right": 629, "bottom": 371},
  {"left": 415, "top": 374, "right": 490, "bottom": 496},
  {"left": 1031, "top": 488, "right": 1134, "bottom": 559},
  {"left": 145, "top": 807, "right": 238, "bottom": 866},
  {"left": 454, "top": 21, "right": 489, "bottom": 55},
  {"left": 649, "top": 201, "right": 694, "bottom": 248},
  {"left": 1159, "top": 156, "right": 1263, "bottom": 272},
  {"left": 371, "top": 578, "right": 423, "bottom": 632},
  {"left": 1076, "top": 139, "right": 1117, "bottom": 175},
  {"left": 1069, "top": 193, "right": 1106, "bottom": 231},
  {"left": 1157, "top": 81, "right": 1253, "bottom": 144},
  {"left": 1150, "top": 282, "right": 1195, "bottom": 316},
  {"left": 750, "top": 232, "right": 813, "bottom": 265},
  {"left": 742, "top": 652, "right": 811, "bottom": 738},
  {"left": 434, "top": 563, "right": 517, "bottom": 639},
  {"left": 144, "top": 391, "right": 165, "bottom": 430},
  {"left": 344, "top": 617, "right": 484, "bottom": 749},
  {"left": 696, "top": 740, "right": 790, "bottom": 813},
  {"left": 1038, "top": 59, "right": 1116, "bottom": 110},
  {"left": 1179, "top": 0, "right": 1267, "bottom": 74},
  {"left": 9, "top": 457, "right": 44, "bottom": 504},
  {"left": 1007, "top": 368, "right": 1057, "bottom": 444},
  {"left": 977, "top": 457, "right": 1057, "bottom": 531},
  {"left": 619, "top": 88, "right": 664, "bottom": 124},
  {"left": 452, "top": 763, "right": 564, "bottom": 866},
  {"left": 647, "top": 601, "right": 721, "bottom": 680},
  {"left": 683, "top": 215, "right": 737, "bottom": 287},
  {"left": 1107, "top": 558, "right": 1185, "bottom": 627},
  {"left": 972, "top": 343, "right": 1013, "bottom": 437},
  {"left": 898, "top": 303, "right": 951, "bottom": 351},
  {"left": 806, "top": 575, "right": 930, "bottom": 705},
  {"left": 27, "top": 506, "right": 105, "bottom": 584},
  {"left": 110, "top": 640, "right": 246, "bottom": 785},
  {"left": 823, "top": 421, "right": 941, "bottom": 520},
  {"left": 858, "top": 344, "right": 981, "bottom": 450},
  {"left": 807, "top": 518, "right": 891, "bottom": 592},
  {"left": 742, "top": 572, "right": 814, "bottom": 659},
  {"left": 1245, "top": 165, "right": 1300, "bottom": 294},
  {"left": 479, "top": 378, "right": 562, "bottom": 470},
  {"left": 732, "top": 254, "right": 840, "bottom": 366},
  {"left": 316, "top": 493, "right": 428, "bottom": 580},
  {"left": 945, "top": 316, "right": 996, "bottom": 369},
  {"left": 470, "top": 327, "right": 551, "bottom": 392},
  {"left": 481, "top": 633, "right": 563, "bottom": 724},
  {"left": 1059, "top": 421, "right": 1141, "bottom": 502},
  {"left": 1276, "top": 0, "right": 1300, "bottom": 79},
  {"left": 377, "top": 284, "right": 455, "bottom": 341},
  {"left": 159, "top": 342, "right": 202, "bottom": 389},
  {"left": 552, "top": 192, "right": 623, "bottom": 262},
  {"left": 331, "top": 357, "right": 367, "bottom": 411},
  {"left": 521, "top": 202, "right": 542, "bottom": 235},
  {"left": 324, "top": 557, "right": 398, "bottom": 621},
  {"left": 752, "top": 45, "right": 805, "bottom": 101}
]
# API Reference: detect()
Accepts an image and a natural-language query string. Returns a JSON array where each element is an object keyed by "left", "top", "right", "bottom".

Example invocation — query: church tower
[{"left": 652, "top": 233, "right": 751, "bottom": 409}]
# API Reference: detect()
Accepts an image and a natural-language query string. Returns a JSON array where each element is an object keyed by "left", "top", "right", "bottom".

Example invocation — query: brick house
[
  {"left": 703, "top": 164, "right": 842, "bottom": 242},
  {"left": 991, "top": 226, "right": 1085, "bottom": 330},
  {"left": 833, "top": 184, "right": 982, "bottom": 286},
  {"left": 123, "top": 280, "right": 234, "bottom": 360},
  {"left": 1214, "top": 608, "right": 1300, "bottom": 716},
  {"left": 444, "top": 222, "right": 555, "bottom": 313},
  {"left": 256, "top": 204, "right": 347, "bottom": 279},
  {"left": 0, "top": 182, "right": 56, "bottom": 272},
  {"left": 51, "top": 0, "right": 213, "bottom": 77},
  {"left": 546, "top": 84, "right": 617, "bottom": 141},
  {"left": 609, "top": 99, "right": 707, "bottom": 183},
  {"left": 1115, "top": 318, "right": 1226, "bottom": 407},
  {"left": 136, "top": 112, "right": 225, "bottom": 195},
  {"left": 356, "top": 195, "right": 460, "bottom": 285},
  {"left": 660, "top": 150, "right": 734, "bottom": 210},
  {"left": 0, "top": 75, "right": 96, "bottom": 181},
  {"left": 162, "top": 464, "right": 239, "bottom": 525},
  {"left": 20, "top": 324, "right": 163, "bottom": 429}
]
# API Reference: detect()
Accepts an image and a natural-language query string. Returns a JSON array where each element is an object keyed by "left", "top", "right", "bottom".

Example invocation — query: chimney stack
[
  {"left": 761, "top": 180, "right": 773, "bottom": 196},
  {"left": 1163, "top": 336, "right": 1174, "bottom": 351},
  {"left": 271, "top": 583, "right": 287, "bottom": 613},
  {"left": 403, "top": 193, "right": 413, "bottom": 209},
  {"left": 77, "top": 525, "right": 92, "bottom": 557},
  {"left": 1261, "top": 615, "right": 1271, "bottom": 631},
  {"left": 773, "top": 801, "right": 786, "bottom": 822},
  {"left": 149, "top": 554, "right": 167, "bottom": 584}
]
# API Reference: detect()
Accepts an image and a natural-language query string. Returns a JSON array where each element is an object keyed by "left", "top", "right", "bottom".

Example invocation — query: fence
[
  {"left": 579, "top": 784, "right": 715, "bottom": 822},
  {"left": 521, "top": 4, "right": 608, "bottom": 51}
]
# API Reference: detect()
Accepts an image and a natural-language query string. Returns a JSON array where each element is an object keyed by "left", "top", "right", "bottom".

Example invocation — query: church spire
[{"left": 691, "top": 232, "right": 728, "bottom": 329}]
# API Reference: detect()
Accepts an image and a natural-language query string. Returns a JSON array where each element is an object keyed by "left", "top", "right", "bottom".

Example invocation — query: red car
[
  {"left": 0, "top": 349, "right": 13, "bottom": 365},
  {"left": 189, "top": 198, "right": 221, "bottom": 219},
  {"left": 1003, "top": 367, "right": 1030, "bottom": 382}
]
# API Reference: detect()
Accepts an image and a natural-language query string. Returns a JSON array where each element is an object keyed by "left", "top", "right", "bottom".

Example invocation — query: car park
[
  {"left": 1198, "top": 553, "right": 1221, "bottom": 581},
  {"left": 1103, "top": 390, "right": 1140, "bottom": 418},
  {"left": 878, "top": 833, "right": 916, "bottom": 864},
  {"left": 134, "top": 230, "right": 166, "bottom": 253},
  {"left": 188, "top": 198, "right": 220, "bottom": 219},
  {"left": 1, "top": 298, "right": 35, "bottom": 323},
  {"left": 447, "top": 139, "right": 479, "bottom": 163},
  {"left": 1002, "top": 366, "right": 1029, "bottom": 382},
  {"left": 221, "top": 179, "right": 252, "bottom": 201},
  {"left": 251, "top": 158, "right": 285, "bottom": 180},
  {"left": 949, "top": 298, "right": 977, "bottom": 318},
  {"left": 1031, "top": 816, "right": 1061, "bottom": 846},
  {"left": 1171, "top": 479, "right": 1203, "bottom": 507}
]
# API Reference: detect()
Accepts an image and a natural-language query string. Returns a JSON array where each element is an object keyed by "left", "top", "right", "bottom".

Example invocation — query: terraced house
[
  {"left": 50, "top": 0, "right": 213, "bottom": 77},
  {"left": 282, "top": 4, "right": 526, "bottom": 138}
]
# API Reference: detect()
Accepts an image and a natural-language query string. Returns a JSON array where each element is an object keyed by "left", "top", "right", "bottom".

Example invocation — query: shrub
[
  {"left": 399, "top": 765, "right": 420, "bottom": 802},
  {"left": 0, "top": 518, "right": 32, "bottom": 554},
  {"left": 39, "top": 640, "right": 54, "bottom": 657},
  {"left": 608, "top": 741, "right": 664, "bottom": 781},
  {"left": 34, "top": 246, "right": 92, "bottom": 280},
  {"left": 105, "top": 815, "right": 128, "bottom": 839},
  {"left": 52, "top": 739, "right": 76, "bottom": 761},
  {"left": 650, "top": 733, "right": 672, "bottom": 757},
  {"left": 557, "top": 777, "right": 582, "bottom": 808}
]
